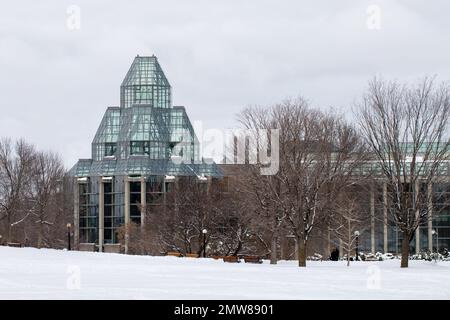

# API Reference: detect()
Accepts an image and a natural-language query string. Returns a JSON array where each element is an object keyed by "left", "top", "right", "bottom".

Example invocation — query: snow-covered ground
[{"left": 0, "top": 246, "right": 449, "bottom": 299}]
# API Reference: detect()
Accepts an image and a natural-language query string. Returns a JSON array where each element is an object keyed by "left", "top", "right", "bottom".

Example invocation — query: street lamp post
[
  {"left": 432, "top": 229, "right": 438, "bottom": 261},
  {"left": 354, "top": 230, "right": 360, "bottom": 261},
  {"left": 202, "top": 229, "right": 207, "bottom": 258},
  {"left": 67, "top": 223, "right": 72, "bottom": 251}
]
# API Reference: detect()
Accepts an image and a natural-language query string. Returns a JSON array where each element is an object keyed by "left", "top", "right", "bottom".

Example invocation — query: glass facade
[
  {"left": 432, "top": 182, "right": 450, "bottom": 251},
  {"left": 74, "top": 56, "right": 218, "bottom": 178},
  {"left": 357, "top": 180, "right": 450, "bottom": 254},
  {"left": 70, "top": 55, "right": 222, "bottom": 246},
  {"left": 120, "top": 55, "right": 171, "bottom": 109},
  {"left": 79, "top": 179, "right": 98, "bottom": 243}
]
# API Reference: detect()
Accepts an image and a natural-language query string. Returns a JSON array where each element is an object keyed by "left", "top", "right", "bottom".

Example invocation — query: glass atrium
[{"left": 70, "top": 55, "right": 222, "bottom": 249}]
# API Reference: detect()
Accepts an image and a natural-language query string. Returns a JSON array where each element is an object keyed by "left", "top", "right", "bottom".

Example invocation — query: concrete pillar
[
  {"left": 428, "top": 183, "right": 433, "bottom": 252},
  {"left": 73, "top": 179, "right": 80, "bottom": 249},
  {"left": 207, "top": 176, "right": 212, "bottom": 194},
  {"left": 327, "top": 228, "right": 331, "bottom": 257},
  {"left": 140, "top": 176, "right": 146, "bottom": 229},
  {"left": 124, "top": 177, "right": 130, "bottom": 254},
  {"left": 163, "top": 177, "right": 167, "bottom": 207},
  {"left": 370, "top": 186, "right": 375, "bottom": 254},
  {"left": 415, "top": 179, "right": 420, "bottom": 254},
  {"left": 280, "top": 237, "right": 285, "bottom": 260},
  {"left": 98, "top": 179, "right": 104, "bottom": 252},
  {"left": 383, "top": 182, "right": 388, "bottom": 253},
  {"left": 415, "top": 209, "right": 420, "bottom": 254}
]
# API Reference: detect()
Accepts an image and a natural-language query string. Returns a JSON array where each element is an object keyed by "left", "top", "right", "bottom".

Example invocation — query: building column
[
  {"left": 415, "top": 179, "right": 420, "bottom": 254},
  {"left": 98, "top": 179, "right": 104, "bottom": 252},
  {"left": 124, "top": 177, "right": 130, "bottom": 254},
  {"left": 383, "top": 182, "right": 388, "bottom": 253},
  {"left": 428, "top": 183, "right": 433, "bottom": 252},
  {"left": 415, "top": 209, "right": 420, "bottom": 254},
  {"left": 370, "top": 186, "right": 375, "bottom": 254},
  {"left": 207, "top": 176, "right": 212, "bottom": 194},
  {"left": 140, "top": 176, "right": 146, "bottom": 229},
  {"left": 327, "top": 228, "right": 331, "bottom": 257},
  {"left": 294, "top": 239, "right": 299, "bottom": 261},
  {"left": 73, "top": 179, "right": 80, "bottom": 249},
  {"left": 280, "top": 237, "right": 285, "bottom": 260}
]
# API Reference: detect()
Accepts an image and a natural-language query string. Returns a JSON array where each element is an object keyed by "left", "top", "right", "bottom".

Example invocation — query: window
[
  {"left": 104, "top": 143, "right": 117, "bottom": 157},
  {"left": 129, "top": 181, "right": 142, "bottom": 225},
  {"left": 103, "top": 181, "right": 118, "bottom": 244},
  {"left": 130, "top": 141, "right": 150, "bottom": 155}
]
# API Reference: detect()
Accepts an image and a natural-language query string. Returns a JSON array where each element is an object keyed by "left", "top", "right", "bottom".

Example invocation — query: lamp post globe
[
  {"left": 202, "top": 229, "right": 207, "bottom": 258},
  {"left": 66, "top": 223, "right": 72, "bottom": 251}
]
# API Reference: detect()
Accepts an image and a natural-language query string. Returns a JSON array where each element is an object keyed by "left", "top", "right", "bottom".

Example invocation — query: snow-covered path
[{"left": 0, "top": 246, "right": 449, "bottom": 299}]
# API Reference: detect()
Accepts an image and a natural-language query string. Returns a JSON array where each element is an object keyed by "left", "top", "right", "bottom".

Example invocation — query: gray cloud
[{"left": 1, "top": 0, "right": 449, "bottom": 167}]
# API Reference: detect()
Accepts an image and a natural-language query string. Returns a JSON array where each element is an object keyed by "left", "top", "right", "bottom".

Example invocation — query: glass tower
[{"left": 70, "top": 55, "right": 222, "bottom": 250}]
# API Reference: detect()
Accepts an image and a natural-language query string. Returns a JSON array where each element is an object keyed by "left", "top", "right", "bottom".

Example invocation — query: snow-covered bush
[
  {"left": 307, "top": 253, "right": 323, "bottom": 261},
  {"left": 382, "top": 252, "right": 395, "bottom": 260},
  {"left": 362, "top": 252, "right": 383, "bottom": 261},
  {"left": 410, "top": 249, "right": 450, "bottom": 261}
]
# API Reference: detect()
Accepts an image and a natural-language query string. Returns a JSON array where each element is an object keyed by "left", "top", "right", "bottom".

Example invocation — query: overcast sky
[{"left": 1, "top": 0, "right": 449, "bottom": 167}]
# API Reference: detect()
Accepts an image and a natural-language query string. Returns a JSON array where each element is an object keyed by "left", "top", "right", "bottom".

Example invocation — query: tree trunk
[
  {"left": 298, "top": 238, "right": 306, "bottom": 267},
  {"left": 37, "top": 221, "right": 44, "bottom": 249},
  {"left": 7, "top": 219, "right": 12, "bottom": 243},
  {"left": 270, "top": 236, "right": 277, "bottom": 264},
  {"left": 232, "top": 239, "right": 242, "bottom": 256},
  {"left": 400, "top": 232, "right": 410, "bottom": 268}
]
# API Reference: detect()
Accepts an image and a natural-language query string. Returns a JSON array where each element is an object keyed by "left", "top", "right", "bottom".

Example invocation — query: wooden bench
[
  {"left": 243, "top": 255, "right": 263, "bottom": 264},
  {"left": 167, "top": 251, "right": 182, "bottom": 257},
  {"left": 223, "top": 256, "right": 240, "bottom": 263},
  {"left": 103, "top": 244, "right": 122, "bottom": 253},
  {"left": 185, "top": 253, "right": 199, "bottom": 258},
  {"left": 79, "top": 243, "right": 96, "bottom": 252},
  {"left": 7, "top": 242, "right": 22, "bottom": 248}
]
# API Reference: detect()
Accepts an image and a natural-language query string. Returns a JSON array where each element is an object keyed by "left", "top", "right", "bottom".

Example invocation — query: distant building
[
  {"left": 70, "top": 55, "right": 222, "bottom": 252},
  {"left": 356, "top": 154, "right": 450, "bottom": 255},
  {"left": 70, "top": 56, "right": 449, "bottom": 257},
  {"left": 220, "top": 152, "right": 450, "bottom": 257}
]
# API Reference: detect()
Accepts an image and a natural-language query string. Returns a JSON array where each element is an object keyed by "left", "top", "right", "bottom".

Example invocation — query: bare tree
[
  {"left": 29, "top": 151, "right": 65, "bottom": 248},
  {"left": 238, "top": 98, "right": 367, "bottom": 267},
  {"left": 331, "top": 191, "right": 370, "bottom": 266},
  {"left": 0, "top": 138, "right": 35, "bottom": 243},
  {"left": 237, "top": 109, "right": 287, "bottom": 264},
  {"left": 209, "top": 182, "right": 255, "bottom": 257},
  {"left": 357, "top": 77, "right": 450, "bottom": 267}
]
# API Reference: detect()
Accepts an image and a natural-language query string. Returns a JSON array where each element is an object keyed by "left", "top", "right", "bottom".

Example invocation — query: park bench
[
  {"left": 103, "top": 244, "right": 121, "bottom": 253},
  {"left": 79, "top": 243, "right": 96, "bottom": 252},
  {"left": 185, "top": 253, "right": 199, "bottom": 258},
  {"left": 223, "top": 256, "right": 240, "bottom": 263},
  {"left": 243, "top": 255, "right": 263, "bottom": 264},
  {"left": 7, "top": 242, "right": 22, "bottom": 248},
  {"left": 167, "top": 251, "right": 182, "bottom": 257}
]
